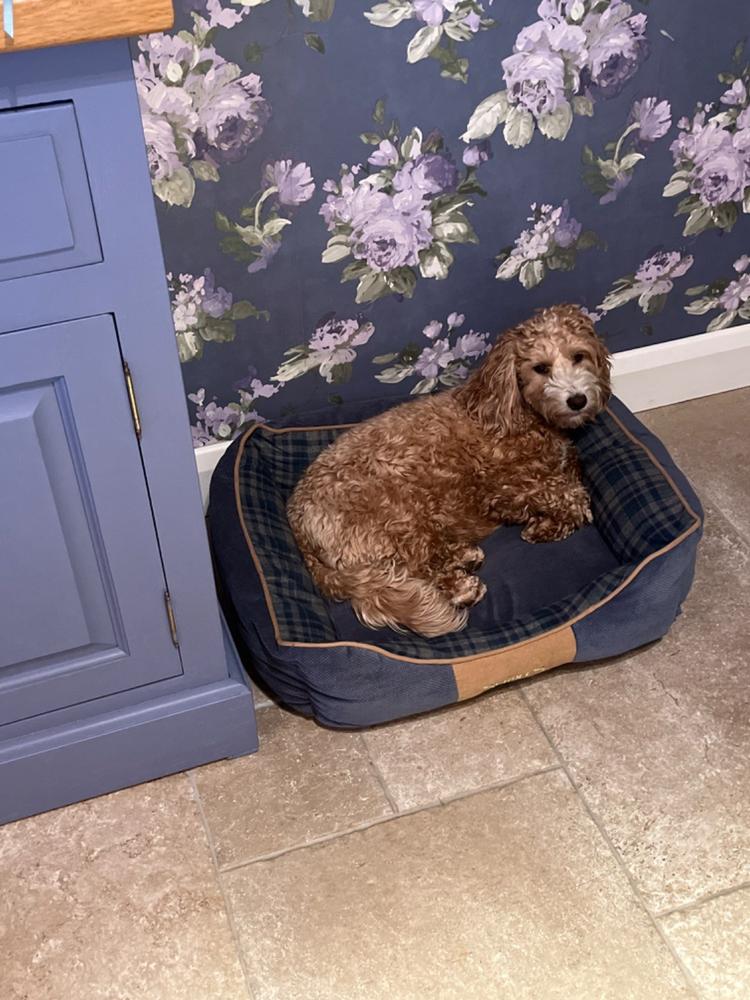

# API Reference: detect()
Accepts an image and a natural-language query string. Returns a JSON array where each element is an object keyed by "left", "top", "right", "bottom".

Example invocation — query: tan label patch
[{"left": 453, "top": 627, "right": 577, "bottom": 700}]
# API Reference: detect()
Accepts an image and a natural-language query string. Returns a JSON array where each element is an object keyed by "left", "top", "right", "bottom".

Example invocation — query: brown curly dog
[{"left": 287, "top": 304, "right": 612, "bottom": 637}]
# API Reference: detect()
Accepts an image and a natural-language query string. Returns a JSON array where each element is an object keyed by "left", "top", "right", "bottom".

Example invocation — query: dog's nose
[{"left": 567, "top": 393, "right": 588, "bottom": 412}]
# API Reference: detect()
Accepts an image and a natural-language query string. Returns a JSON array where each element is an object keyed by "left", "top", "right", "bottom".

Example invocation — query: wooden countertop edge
[{"left": 0, "top": 0, "right": 174, "bottom": 54}]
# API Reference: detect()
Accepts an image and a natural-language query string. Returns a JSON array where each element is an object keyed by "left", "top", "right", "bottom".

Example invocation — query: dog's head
[{"left": 459, "top": 304, "right": 611, "bottom": 433}]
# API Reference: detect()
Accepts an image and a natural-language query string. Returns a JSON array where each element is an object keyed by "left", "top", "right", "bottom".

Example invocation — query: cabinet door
[{"left": 0, "top": 315, "right": 182, "bottom": 725}]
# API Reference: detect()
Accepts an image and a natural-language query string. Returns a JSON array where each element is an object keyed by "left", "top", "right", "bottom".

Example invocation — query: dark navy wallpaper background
[{"left": 132, "top": 0, "right": 750, "bottom": 446}]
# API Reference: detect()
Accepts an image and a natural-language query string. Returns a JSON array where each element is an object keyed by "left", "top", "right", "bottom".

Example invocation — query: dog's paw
[
  {"left": 451, "top": 574, "right": 487, "bottom": 609},
  {"left": 521, "top": 517, "right": 577, "bottom": 544},
  {"left": 459, "top": 545, "right": 485, "bottom": 572}
]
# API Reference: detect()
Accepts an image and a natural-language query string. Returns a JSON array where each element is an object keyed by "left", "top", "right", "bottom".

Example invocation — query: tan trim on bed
[
  {"left": 232, "top": 407, "right": 702, "bottom": 668},
  {"left": 453, "top": 626, "right": 577, "bottom": 700}
]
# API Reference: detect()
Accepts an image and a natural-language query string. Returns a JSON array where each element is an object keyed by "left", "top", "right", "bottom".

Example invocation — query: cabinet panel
[
  {"left": 0, "top": 315, "right": 182, "bottom": 725},
  {"left": 0, "top": 103, "right": 101, "bottom": 281}
]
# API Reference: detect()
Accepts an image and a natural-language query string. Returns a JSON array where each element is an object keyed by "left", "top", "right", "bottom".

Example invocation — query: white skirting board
[{"left": 194, "top": 323, "right": 750, "bottom": 508}]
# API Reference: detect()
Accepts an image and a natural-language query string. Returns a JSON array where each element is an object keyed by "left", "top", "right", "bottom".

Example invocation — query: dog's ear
[{"left": 457, "top": 329, "right": 524, "bottom": 434}]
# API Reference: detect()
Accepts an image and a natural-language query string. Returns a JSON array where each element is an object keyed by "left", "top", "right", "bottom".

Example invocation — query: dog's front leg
[{"left": 519, "top": 479, "right": 593, "bottom": 543}]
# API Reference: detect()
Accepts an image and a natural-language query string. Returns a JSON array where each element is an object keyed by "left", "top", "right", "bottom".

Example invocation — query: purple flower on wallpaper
[
  {"left": 169, "top": 270, "right": 266, "bottom": 363},
  {"left": 664, "top": 48, "right": 750, "bottom": 235},
  {"left": 598, "top": 250, "right": 694, "bottom": 316},
  {"left": 584, "top": 7, "right": 647, "bottom": 96},
  {"left": 413, "top": 0, "right": 459, "bottom": 26},
  {"left": 462, "top": 139, "right": 493, "bottom": 166},
  {"left": 364, "top": 1, "right": 494, "bottom": 84},
  {"left": 264, "top": 159, "right": 316, "bottom": 206},
  {"left": 502, "top": 49, "right": 568, "bottom": 118},
  {"left": 187, "top": 0, "right": 247, "bottom": 30},
  {"left": 273, "top": 316, "right": 375, "bottom": 384},
  {"left": 464, "top": 1, "right": 649, "bottom": 148},
  {"left": 351, "top": 190, "right": 434, "bottom": 271},
  {"left": 393, "top": 153, "right": 459, "bottom": 196},
  {"left": 496, "top": 201, "right": 595, "bottom": 288},
  {"left": 200, "top": 268, "right": 233, "bottom": 317},
  {"left": 134, "top": 28, "right": 270, "bottom": 206},
  {"left": 685, "top": 255, "right": 750, "bottom": 332},
  {"left": 188, "top": 380, "right": 278, "bottom": 447},
  {"left": 368, "top": 139, "right": 400, "bottom": 167},
  {"left": 374, "top": 313, "right": 490, "bottom": 394},
  {"left": 721, "top": 79, "right": 747, "bottom": 106},
  {"left": 630, "top": 97, "right": 672, "bottom": 143},
  {"left": 583, "top": 96, "right": 671, "bottom": 205},
  {"left": 320, "top": 118, "right": 485, "bottom": 303}
]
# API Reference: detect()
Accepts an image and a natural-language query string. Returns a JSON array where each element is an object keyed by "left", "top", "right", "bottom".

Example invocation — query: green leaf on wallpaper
[
  {"left": 443, "top": 20, "right": 473, "bottom": 43},
  {"left": 418, "top": 242, "right": 454, "bottom": 279},
  {"left": 743, "top": 189, "right": 750, "bottom": 213},
  {"left": 302, "top": 0, "right": 336, "bottom": 22},
  {"left": 685, "top": 285, "right": 708, "bottom": 296},
  {"left": 360, "top": 132, "right": 382, "bottom": 145},
  {"left": 322, "top": 235, "right": 351, "bottom": 263},
  {"left": 304, "top": 32, "right": 326, "bottom": 54},
  {"left": 400, "top": 127, "right": 424, "bottom": 160},
  {"left": 538, "top": 102, "right": 573, "bottom": 141},
  {"left": 432, "top": 213, "right": 477, "bottom": 244},
  {"left": 192, "top": 60, "right": 213, "bottom": 75},
  {"left": 201, "top": 319, "right": 236, "bottom": 343},
  {"left": 372, "top": 353, "right": 398, "bottom": 364},
  {"left": 707, "top": 310, "right": 738, "bottom": 331},
  {"left": 430, "top": 44, "right": 469, "bottom": 84},
  {"left": 644, "top": 293, "right": 668, "bottom": 316},
  {"left": 519, "top": 260, "right": 545, "bottom": 289},
  {"left": 732, "top": 39, "right": 746, "bottom": 65},
  {"left": 376, "top": 366, "right": 413, "bottom": 384},
  {"left": 341, "top": 259, "right": 369, "bottom": 282},
  {"left": 372, "top": 98, "right": 386, "bottom": 125},
  {"left": 215, "top": 211, "right": 233, "bottom": 233},
  {"left": 244, "top": 42, "right": 264, "bottom": 64},
  {"left": 618, "top": 152, "right": 645, "bottom": 171},
  {"left": 365, "top": 3, "right": 413, "bottom": 29},
  {"left": 262, "top": 217, "right": 292, "bottom": 237},
  {"left": 682, "top": 206, "right": 713, "bottom": 235},
  {"left": 572, "top": 95, "right": 594, "bottom": 117},
  {"left": 329, "top": 362, "right": 353, "bottom": 384},
  {"left": 327, "top": 395, "right": 344, "bottom": 405},
  {"left": 355, "top": 272, "right": 389, "bottom": 303},
  {"left": 386, "top": 267, "right": 417, "bottom": 297},
  {"left": 461, "top": 91, "right": 508, "bottom": 141},
  {"left": 711, "top": 202, "right": 738, "bottom": 231},
  {"left": 191, "top": 160, "right": 220, "bottom": 182},
  {"left": 407, "top": 25, "right": 442, "bottom": 63},
  {"left": 153, "top": 167, "right": 195, "bottom": 208},
  {"left": 663, "top": 175, "right": 690, "bottom": 197},
  {"left": 503, "top": 106, "right": 534, "bottom": 148},
  {"left": 577, "top": 230, "right": 600, "bottom": 250},
  {"left": 230, "top": 301, "right": 269, "bottom": 321}
]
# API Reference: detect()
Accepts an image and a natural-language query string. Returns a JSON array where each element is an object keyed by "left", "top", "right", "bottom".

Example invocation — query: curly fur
[{"left": 287, "top": 304, "right": 612, "bottom": 637}]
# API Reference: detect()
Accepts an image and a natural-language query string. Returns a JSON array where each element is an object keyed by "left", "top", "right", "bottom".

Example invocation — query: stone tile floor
[{"left": 2, "top": 389, "right": 749, "bottom": 1000}]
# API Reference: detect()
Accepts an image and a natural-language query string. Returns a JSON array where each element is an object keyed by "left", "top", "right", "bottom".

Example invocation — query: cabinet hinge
[
  {"left": 164, "top": 590, "right": 180, "bottom": 647},
  {"left": 122, "top": 361, "right": 142, "bottom": 441}
]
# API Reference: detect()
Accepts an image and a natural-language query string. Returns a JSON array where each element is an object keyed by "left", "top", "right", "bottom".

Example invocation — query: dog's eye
[
  {"left": 532, "top": 363, "right": 550, "bottom": 375},
  {"left": 572, "top": 353, "right": 586, "bottom": 365}
]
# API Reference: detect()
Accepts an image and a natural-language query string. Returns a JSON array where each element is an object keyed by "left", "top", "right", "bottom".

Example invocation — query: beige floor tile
[
  {"left": 193, "top": 706, "right": 392, "bottom": 867},
  {"left": 661, "top": 887, "right": 750, "bottom": 1000},
  {"left": 0, "top": 774, "right": 247, "bottom": 1000},
  {"left": 224, "top": 770, "right": 692, "bottom": 1000},
  {"left": 640, "top": 387, "right": 750, "bottom": 542},
  {"left": 524, "top": 509, "right": 750, "bottom": 913},
  {"left": 363, "top": 688, "right": 556, "bottom": 811}
]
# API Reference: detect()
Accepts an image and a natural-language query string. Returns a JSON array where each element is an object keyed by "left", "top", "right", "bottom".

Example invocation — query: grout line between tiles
[
  {"left": 518, "top": 689, "right": 704, "bottom": 1000},
  {"left": 218, "top": 762, "right": 563, "bottom": 874},
  {"left": 656, "top": 878, "right": 750, "bottom": 921},
  {"left": 359, "top": 732, "right": 399, "bottom": 814},
  {"left": 186, "top": 771, "right": 259, "bottom": 1000}
]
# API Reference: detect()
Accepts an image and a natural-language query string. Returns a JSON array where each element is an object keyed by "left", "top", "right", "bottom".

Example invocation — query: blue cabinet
[{"left": 0, "top": 40, "right": 257, "bottom": 824}]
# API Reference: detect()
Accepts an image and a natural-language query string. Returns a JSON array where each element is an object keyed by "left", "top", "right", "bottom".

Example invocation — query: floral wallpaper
[{"left": 132, "top": 0, "right": 750, "bottom": 446}]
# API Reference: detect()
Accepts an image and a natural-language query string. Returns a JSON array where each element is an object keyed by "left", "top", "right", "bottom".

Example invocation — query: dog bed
[{"left": 209, "top": 396, "right": 703, "bottom": 729}]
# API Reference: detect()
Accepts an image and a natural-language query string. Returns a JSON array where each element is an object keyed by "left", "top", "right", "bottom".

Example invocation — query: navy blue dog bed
[{"left": 209, "top": 396, "right": 702, "bottom": 729}]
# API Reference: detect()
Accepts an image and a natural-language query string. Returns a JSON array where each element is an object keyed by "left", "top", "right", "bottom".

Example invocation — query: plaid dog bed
[{"left": 209, "top": 396, "right": 702, "bottom": 728}]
